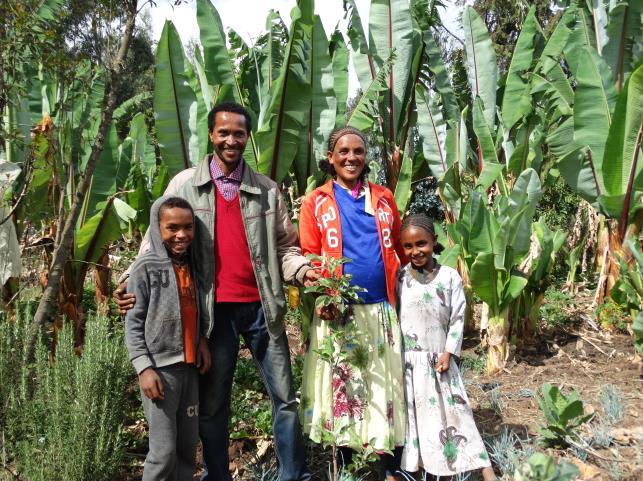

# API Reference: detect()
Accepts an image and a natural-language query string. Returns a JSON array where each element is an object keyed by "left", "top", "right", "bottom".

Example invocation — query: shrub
[
  {"left": 229, "top": 357, "right": 273, "bottom": 439},
  {"left": 540, "top": 289, "right": 573, "bottom": 329},
  {"left": 4, "top": 312, "right": 131, "bottom": 481},
  {"left": 595, "top": 298, "right": 629, "bottom": 332},
  {"left": 537, "top": 384, "right": 593, "bottom": 448}
]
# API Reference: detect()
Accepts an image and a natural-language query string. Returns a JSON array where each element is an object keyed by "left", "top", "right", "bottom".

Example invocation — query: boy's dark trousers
[{"left": 142, "top": 363, "right": 199, "bottom": 481}]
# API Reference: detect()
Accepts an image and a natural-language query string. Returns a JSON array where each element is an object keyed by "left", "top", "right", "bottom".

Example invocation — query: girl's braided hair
[
  {"left": 401, "top": 213, "right": 435, "bottom": 236},
  {"left": 318, "top": 126, "right": 370, "bottom": 179}
]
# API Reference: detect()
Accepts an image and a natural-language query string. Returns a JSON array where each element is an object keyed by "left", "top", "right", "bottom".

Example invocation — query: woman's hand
[
  {"left": 139, "top": 368, "right": 164, "bottom": 400},
  {"left": 302, "top": 267, "right": 322, "bottom": 287},
  {"left": 197, "top": 337, "right": 211, "bottom": 374},
  {"left": 435, "top": 352, "right": 451, "bottom": 374}
]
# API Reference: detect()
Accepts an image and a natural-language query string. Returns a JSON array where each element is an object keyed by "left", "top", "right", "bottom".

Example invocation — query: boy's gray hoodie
[{"left": 125, "top": 195, "right": 200, "bottom": 375}]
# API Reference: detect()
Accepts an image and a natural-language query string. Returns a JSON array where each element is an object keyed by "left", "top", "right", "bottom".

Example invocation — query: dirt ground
[{"left": 123, "top": 293, "right": 642, "bottom": 481}]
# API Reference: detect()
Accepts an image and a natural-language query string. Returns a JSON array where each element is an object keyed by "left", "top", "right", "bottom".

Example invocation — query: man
[{"left": 116, "top": 102, "right": 317, "bottom": 481}]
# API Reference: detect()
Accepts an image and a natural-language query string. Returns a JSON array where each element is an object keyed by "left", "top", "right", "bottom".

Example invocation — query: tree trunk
[
  {"left": 27, "top": 1, "right": 139, "bottom": 362},
  {"left": 486, "top": 306, "right": 510, "bottom": 375}
]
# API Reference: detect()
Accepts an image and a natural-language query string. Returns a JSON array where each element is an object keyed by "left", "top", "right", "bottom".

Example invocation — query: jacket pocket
[{"left": 146, "top": 318, "right": 183, "bottom": 354}]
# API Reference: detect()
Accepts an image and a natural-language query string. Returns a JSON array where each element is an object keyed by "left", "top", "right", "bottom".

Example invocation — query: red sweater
[{"left": 214, "top": 188, "right": 260, "bottom": 303}]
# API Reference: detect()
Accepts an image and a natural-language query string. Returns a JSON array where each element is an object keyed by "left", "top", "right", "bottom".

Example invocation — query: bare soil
[{"left": 123, "top": 292, "right": 642, "bottom": 481}]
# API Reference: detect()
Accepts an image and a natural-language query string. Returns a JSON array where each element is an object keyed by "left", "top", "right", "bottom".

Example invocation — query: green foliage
[
  {"left": 513, "top": 452, "right": 580, "bottom": 481},
  {"left": 595, "top": 298, "right": 630, "bottom": 332},
  {"left": 540, "top": 289, "right": 573, "bottom": 330},
  {"left": 537, "top": 383, "right": 593, "bottom": 448},
  {"left": 229, "top": 357, "right": 273, "bottom": 439},
  {"left": 1, "top": 308, "right": 131, "bottom": 481},
  {"left": 304, "top": 255, "right": 365, "bottom": 324},
  {"left": 610, "top": 238, "right": 643, "bottom": 347}
]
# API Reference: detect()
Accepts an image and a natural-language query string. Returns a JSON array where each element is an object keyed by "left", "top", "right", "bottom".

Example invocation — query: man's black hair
[{"left": 207, "top": 102, "right": 252, "bottom": 133}]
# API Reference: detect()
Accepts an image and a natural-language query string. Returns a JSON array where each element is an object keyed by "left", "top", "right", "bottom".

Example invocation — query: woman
[{"left": 298, "top": 127, "right": 406, "bottom": 479}]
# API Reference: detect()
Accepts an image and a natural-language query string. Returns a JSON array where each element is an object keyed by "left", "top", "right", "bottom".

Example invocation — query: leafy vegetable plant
[
  {"left": 537, "top": 383, "right": 593, "bottom": 448},
  {"left": 514, "top": 453, "right": 579, "bottom": 481}
]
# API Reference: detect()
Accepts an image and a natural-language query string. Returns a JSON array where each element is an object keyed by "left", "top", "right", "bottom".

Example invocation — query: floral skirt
[
  {"left": 401, "top": 351, "right": 491, "bottom": 474},
  {"left": 299, "top": 302, "right": 406, "bottom": 451}
]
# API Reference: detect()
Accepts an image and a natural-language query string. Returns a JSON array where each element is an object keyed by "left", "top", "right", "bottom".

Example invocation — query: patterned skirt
[
  {"left": 401, "top": 351, "right": 491, "bottom": 474},
  {"left": 299, "top": 302, "right": 406, "bottom": 451}
]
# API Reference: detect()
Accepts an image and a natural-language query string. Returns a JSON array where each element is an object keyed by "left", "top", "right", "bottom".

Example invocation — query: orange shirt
[{"left": 172, "top": 263, "right": 197, "bottom": 365}]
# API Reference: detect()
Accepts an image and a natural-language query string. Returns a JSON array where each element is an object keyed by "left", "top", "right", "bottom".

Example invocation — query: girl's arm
[{"left": 444, "top": 271, "right": 466, "bottom": 356}]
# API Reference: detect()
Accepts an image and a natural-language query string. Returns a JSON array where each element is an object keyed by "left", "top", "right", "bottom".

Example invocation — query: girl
[
  {"left": 397, "top": 214, "right": 496, "bottom": 480},
  {"left": 298, "top": 127, "right": 406, "bottom": 479}
]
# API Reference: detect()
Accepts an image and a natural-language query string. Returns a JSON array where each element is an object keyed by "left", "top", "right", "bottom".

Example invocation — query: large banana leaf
[
  {"left": 600, "top": 64, "right": 643, "bottom": 231},
  {"left": 535, "top": 5, "right": 576, "bottom": 75},
  {"left": 260, "top": 10, "right": 290, "bottom": 100},
  {"left": 81, "top": 122, "right": 129, "bottom": 222},
  {"left": 293, "top": 15, "right": 336, "bottom": 193},
  {"left": 505, "top": 168, "right": 542, "bottom": 257},
  {"left": 369, "top": 0, "right": 416, "bottom": 144},
  {"left": 416, "top": 85, "right": 448, "bottom": 178},
  {"left": 196, "top": 0, "right": 240, "bottom": 104},
  {"left": 463, "top": 6, "right": 497, "bottom": 129},
  {"left": 564, "top": 7, "right": 617, "bottom": 111},
  {"left": 347, "top": 52, "right": 395, "bottom": 132},
  {"left": 193, "top": 48, "right": 215, "bottom": 111},
  {"left": 154, "top": 21, "right": 199, "bottom": 178},
  {"left": 74, "top": 197, "right": 137, "bottom": 285},
  {"left": 345, "top": 0, "right": 375, "bottom": 91},
  {"left": 586, "top": 0, "right": 609, "bottom": 54},
  {"left": 502, "top": 7, "right": 543, "bottom": 131},
  {"left": 573, "top": 47, "right": 611, "bottom": 192},
  {"left": 603, "top": 1, "right": 643, "bottom": 92},
  {"left": 472, "top": 96, "right": 500, "bottom": 167},
  {"left": 185, "top": 57, "right": 209, "bottom": 164},
  {"left": 423, "top": 31, "right": 460, "bottom": 123},
  {"left": 255, "top": 1, "right": 313, "bottom": 184},
  {"left": 330, "top": 29, "right": 349, "bottom": 124},
  {"left": 394, "top": 148, "right": 414, "bottom": 214}
]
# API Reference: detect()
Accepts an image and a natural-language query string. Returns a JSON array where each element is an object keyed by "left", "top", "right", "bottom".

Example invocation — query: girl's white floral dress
[{"left": 397, "top": 263, "right": 492, "bottom": 475}]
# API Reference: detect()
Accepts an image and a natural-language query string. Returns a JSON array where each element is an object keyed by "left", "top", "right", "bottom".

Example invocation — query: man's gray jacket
[{"left": 134, "top": 155, "right": 310, "bottom": 339}]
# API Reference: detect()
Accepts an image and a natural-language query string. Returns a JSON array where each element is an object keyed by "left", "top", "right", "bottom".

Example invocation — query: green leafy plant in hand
[
  {"left": 537, "top": 383, "right": 593, "bottom": 448},
  {"left": 514, "top": 453, "right": 579, "bottom": 481},
  {"left": 304, "top": 254, "right": 366, "bottom": 325}
]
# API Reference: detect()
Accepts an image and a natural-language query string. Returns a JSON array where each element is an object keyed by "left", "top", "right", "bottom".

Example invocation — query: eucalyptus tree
[{"left": 29, "top": 0, "right": 142, "bottom": 355}]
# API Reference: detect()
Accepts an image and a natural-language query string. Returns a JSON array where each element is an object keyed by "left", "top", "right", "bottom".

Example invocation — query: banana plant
[
  {"left": 153, "top": 21, "right": 201, "bottom": 178},
  {"left": 255, "top": 0, "right": 314, "bottom": 189},
  {"left": 514, "top": 219, "right": 567, "bottom": 337},
  {"left": 344, "top": 0, "right": 438, "bottom": 198},
  {"left": 448, "top": 169, "right": 543, "bottom": 374}
]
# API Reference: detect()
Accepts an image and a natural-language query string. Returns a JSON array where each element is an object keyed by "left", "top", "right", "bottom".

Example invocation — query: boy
[{"left": 125, "top": 195, "right": 211, "bottom": 481}]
